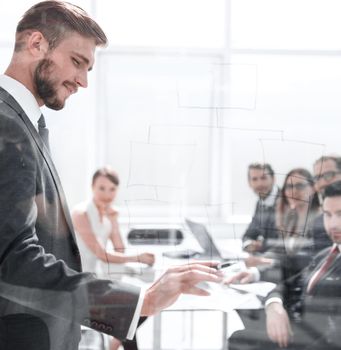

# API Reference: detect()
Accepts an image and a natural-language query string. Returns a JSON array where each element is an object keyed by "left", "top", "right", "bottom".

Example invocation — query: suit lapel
[
  {"left": 0, "top": 87, "right": 76, "bottom": 242},
  {"left": 305, "top": 248, "right": 341, "bottom": 292}
]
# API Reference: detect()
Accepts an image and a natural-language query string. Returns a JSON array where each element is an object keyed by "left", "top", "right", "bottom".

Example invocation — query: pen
[{"left": 215, "top": 260, "right": 239, "bottom": 270}]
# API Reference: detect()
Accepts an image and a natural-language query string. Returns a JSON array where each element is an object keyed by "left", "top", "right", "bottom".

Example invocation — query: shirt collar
[
  {"left": 0, "top": 74, "right": 42, "bottom": 129},
  {"left": 260, "top": 185, "right": 279, "bottom": 207}
]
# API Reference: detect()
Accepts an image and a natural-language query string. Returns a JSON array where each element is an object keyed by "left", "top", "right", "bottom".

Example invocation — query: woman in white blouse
[{"left": 72, "top": 167, "right": 154, "bottom": 350}]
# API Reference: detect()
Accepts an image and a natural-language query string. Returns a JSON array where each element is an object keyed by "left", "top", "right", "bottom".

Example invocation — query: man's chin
[
  {"left": 44, "top": 98, "right": 66, "bottom": 111},
  {"left": 258, "top": 191, "right": 269, "bottom": 199},
  {"left": 331, "top": 233, "right": 341, "bottom": 244}
]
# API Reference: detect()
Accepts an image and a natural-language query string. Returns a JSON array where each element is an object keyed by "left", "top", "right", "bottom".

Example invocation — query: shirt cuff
[
  {"left": 249, "top": 267, "right": 260, "bottom": 282},
  {"left": 126, "top": 287, "right": 145, "bottom": 340},
  {"left": 265, "top": 297, "right": 283, "bottom": 308}
]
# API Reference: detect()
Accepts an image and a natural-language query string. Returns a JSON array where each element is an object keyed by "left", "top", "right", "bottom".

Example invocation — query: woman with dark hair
[
  {"left": 72, "top": 167, "right": 154, "bottom": 350},
  {"left": 275, "top": 168, "right": 320, "bottom": 255},
  {"left": 265, "top": 168, "right": 321, "bottom": 343}
]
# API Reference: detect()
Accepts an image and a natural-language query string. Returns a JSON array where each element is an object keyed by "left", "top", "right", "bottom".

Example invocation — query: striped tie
[{"left": 306, "top": 245, "right": 339, "bottom": 294}]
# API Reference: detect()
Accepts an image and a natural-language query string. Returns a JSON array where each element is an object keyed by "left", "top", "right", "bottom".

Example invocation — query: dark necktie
[
  {"left": 38, "top": 114, "right": 50, "bottom": 151},
  {"left": 306, "top": 245, "right": 339, "bottom": 293}
]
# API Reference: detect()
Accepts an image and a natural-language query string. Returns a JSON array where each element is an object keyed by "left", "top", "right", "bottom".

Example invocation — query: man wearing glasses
[
  {"left": 313, "top": 156, "right": 341, "bottom": 199},
  {"left": 228, "top": 176, "right": 341, "bottom": 350},
  {"left": 310, "top": 156, "right": 341, "bottom": 254}
]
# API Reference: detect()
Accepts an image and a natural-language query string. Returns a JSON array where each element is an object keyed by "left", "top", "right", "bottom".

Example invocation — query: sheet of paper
[
  {"left": 166, "top": 282, "right": 262, "bottom": 312},
  {"left": 229, "top": 281, "right": 276, "bottom": 297}
]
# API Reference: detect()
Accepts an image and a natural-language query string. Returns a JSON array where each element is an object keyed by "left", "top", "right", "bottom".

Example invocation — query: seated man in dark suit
[
  {"left": 242, "top": 163, "right": 279, "bottom": 254},
  {"left": 230, "top": 163, "right": 280, "bottom": 350},
  {"left": 229, "top": 181, "right": 341, "bottom": 350},
  {"left": 266, "top": 180, "right": 341, "bottom": 349},
  {"left": 310, "top": 155, "right": 341, "bottom": 254}
]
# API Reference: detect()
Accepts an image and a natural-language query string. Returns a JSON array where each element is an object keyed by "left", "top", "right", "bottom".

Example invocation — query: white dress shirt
[
  {"left": 0, "top": 74, "right": 41, "bottom": 129},
  {"left": 260, "top": 185, "right": 279, "bottom": 207}
]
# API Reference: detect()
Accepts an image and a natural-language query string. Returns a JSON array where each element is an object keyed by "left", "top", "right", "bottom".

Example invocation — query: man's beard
[
  {"left": 34, "top": 58, "right": 65, "bottom": 110},
  {"left": 258, "top": 189, "right": 270, "bottom": 199}
]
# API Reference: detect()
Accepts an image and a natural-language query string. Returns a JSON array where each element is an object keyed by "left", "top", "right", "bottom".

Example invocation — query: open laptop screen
[{"left": 185, "top": 218, "right": 222, "bottom": 259}]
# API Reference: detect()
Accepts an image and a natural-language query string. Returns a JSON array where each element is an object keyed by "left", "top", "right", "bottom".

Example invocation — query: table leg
[
  {"left": 222, "top": 312, "right": 228, "bottom": 350},
  {"left": 153, "top": 313, "right": 162, "bottom": 350}
]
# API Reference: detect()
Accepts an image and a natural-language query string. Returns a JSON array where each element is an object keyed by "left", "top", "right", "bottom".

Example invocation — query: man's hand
[
  {"left": 244, "top": 255, "right": 273, "bottom": 268},
  {"left": 141, "top": 262, "right": 223, "bottom": 316},
  {"left": 137, "top": 252, "right": 155, "bottom": 266},
  {"left": 244, "top": 240, "right": 263, "bottom": 253},
  {"left": 223, "top": 270, "right": 255, "bottom": 284},
  {"left": 266, "top": 302, "right": 293, "bottom": 348}
]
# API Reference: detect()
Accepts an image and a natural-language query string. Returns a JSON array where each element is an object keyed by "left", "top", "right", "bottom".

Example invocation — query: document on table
[
  {"left": 165, "top": 282, "right": 263, "bottom": 312},
  {"left": 229, "top": 281, "right": 276, "bottom": 297},
  {"left": 121, "top": 274, "right": 275, "bottom": 312}
]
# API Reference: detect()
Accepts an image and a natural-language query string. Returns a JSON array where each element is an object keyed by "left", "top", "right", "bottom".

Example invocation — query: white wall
[{"left": 1, "top": 0, "right": 341, "bottom": 227}]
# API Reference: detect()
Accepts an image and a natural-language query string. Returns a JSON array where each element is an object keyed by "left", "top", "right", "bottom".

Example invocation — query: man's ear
[{"left": 27, "top": 31, "right": 49, "bottom": 58}]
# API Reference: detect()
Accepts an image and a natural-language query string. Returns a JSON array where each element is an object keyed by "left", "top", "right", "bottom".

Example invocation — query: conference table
[{"left": 109, "top": 234, "right": 274, "bottom": 350}]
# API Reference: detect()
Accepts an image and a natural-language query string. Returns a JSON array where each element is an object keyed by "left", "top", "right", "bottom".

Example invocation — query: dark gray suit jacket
[
  {"left": 0, "top": 87, "right": 140, "bottom": 350},
  {"left": 242, "top": 190, "right": 279, "bottom": 253},
  {"left": 266, "top": 246, "right": 341, "bottom": 349},
  {"left": 310, "top": 213, "right": 333, "bottom": 255}
]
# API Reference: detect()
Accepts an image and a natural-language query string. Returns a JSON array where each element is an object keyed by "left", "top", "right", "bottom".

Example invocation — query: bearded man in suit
[
  {"left": 227, "top": 180, "right": 341, "bottom": 350},
  {"left": 0, "top": 2, "right": 222, "bottom": 350},
  {"left": 265, "top": 180, "right": 341, "bottom": 350},
  {"left": 242, "top": 163, "right": 279, "bottom": 254}
]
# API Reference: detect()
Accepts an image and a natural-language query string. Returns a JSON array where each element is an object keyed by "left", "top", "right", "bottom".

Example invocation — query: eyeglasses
[
  {"left": 284, "top": 182, "right": 310, "bottom": 191},
  {"left": 313, "top": 171, "right": 341, "bottom": 183}
]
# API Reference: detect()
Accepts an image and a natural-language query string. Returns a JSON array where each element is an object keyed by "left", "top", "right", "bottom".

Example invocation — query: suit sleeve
[
  {"left": 0, "top": 112, "right": 140, "bottom": 340},
  {"left": 242, "top": 203, "right": 262, "bottom": 243},
  {"left": 264, "top": 248, "right": 328, "bottom": 307}
]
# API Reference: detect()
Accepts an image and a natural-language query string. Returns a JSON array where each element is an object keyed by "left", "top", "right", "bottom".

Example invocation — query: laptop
[{"left": 163, "top": 218, "right": 226, "bottom": 260}]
